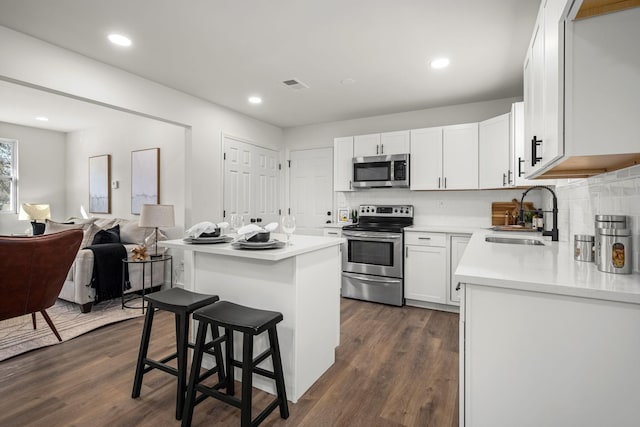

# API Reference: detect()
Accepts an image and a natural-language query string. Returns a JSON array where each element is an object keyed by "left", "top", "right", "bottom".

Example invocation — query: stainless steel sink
[{"left": 485, "top": 236, "right": 546, "bottom": 246}]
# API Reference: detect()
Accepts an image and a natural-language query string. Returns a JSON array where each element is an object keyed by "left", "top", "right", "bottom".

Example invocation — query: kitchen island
[
  {"left": 160, "top": 234, "right": 343, "bottom": 402},
  {"left": 455, "top": 230, "right": 640, "bottom": 427}
]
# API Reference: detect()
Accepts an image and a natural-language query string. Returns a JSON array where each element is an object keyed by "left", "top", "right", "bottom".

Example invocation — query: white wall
[
  {"left": 283, "top": 97, "right": 520, "bottom": 150},
  {"left": 0, "top": 121, "right": 66, "bottom": 235},
  {"left": 0, "top": 25, "right": 283, "bottom": 228},
  {"left": 556, "top": 164, "right": 640, "bottom": 273},
  {"left": 65, "top": 115, "right": 186, "bottom": 236}
]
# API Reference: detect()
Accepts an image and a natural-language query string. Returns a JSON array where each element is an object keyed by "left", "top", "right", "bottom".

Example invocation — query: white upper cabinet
[
  {"left": 512, "top": 102, "right": 556, "bottom": 186},
  {"left": 354, "top": 131, "right": 409, "bottom": 157},
  {"left": 442, "top": 123, "right": 479, "bottom": 190},
  {"left": 410, "top": 127, "right": 443, "bottom": 190},
  {"left": 380, "top": 130, "right": 410, "bottom": 155},
  {"left": 410, "top": 123, "right": 479, "bottom": 190},
  {"left": 479, "top": 112, "right": 511, "bottom": 189},
  {"left": 333, "top": 136, "right": 354, "bottom": 191},
  {"left": 353, "top": 133, "right": 381, "bottom": 157},
  {"left": 523, "top": 0, "right": 564, "bottom": 176}
]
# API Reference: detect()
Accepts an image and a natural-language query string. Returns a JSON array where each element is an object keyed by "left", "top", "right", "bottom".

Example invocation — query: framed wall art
[
  {"left": 131, "top": 148, "right": 159, "bottom": 214},
  {"left": 88, "top": 154, "right": 111, "bottom": 214}
]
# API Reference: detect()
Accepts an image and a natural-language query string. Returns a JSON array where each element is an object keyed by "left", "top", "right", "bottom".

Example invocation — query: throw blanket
[{"left": 85, "top": 243, "right": 129, "bottom": 302}]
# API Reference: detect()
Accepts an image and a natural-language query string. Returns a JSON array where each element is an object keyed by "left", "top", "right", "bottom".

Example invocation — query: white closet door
[
  {"left": 224, "top": 136, "right": 253, "bottom": 219},
  {"left": 254, "top": 146, "right": 280, "bottom": 225},
  {"left": 224, "top": 136, "right": 279, "bottom": 224},
  {"left": 289, "top": 148, "right": 333, "bottom": 229}
]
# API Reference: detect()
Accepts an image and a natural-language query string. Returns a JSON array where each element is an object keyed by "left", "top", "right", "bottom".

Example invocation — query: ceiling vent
[{"left": 282, "top": 78, "right": 309, "bottom": 91}]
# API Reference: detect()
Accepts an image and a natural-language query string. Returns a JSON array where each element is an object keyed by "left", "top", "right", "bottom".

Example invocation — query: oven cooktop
[{"left": 343, "top": 204, "right": 414, "bottom": 232}]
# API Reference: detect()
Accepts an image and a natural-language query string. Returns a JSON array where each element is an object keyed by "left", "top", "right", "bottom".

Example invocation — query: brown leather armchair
[{"left": 0, "top": 229, "right": 83, "bottom": 341}]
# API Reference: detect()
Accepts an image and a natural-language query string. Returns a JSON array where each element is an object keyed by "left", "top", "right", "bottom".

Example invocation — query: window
[{"left": 0, "top": 138, "right": 18, "bottom": 213}]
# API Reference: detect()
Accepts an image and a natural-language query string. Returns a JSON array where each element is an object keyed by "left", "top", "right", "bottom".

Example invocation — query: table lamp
[
  {"left": 139, "top": 204, "right": 175, "bottom": 258},
  {"left": 19, "top": 203, "right": 51, "bottom": 235}
]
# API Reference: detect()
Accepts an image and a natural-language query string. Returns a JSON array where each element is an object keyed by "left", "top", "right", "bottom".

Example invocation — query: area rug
[{"left": 0, "top": 299, "right": 144, "bottom": 362}]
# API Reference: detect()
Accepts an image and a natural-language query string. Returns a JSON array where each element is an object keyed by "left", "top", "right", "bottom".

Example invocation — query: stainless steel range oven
[{"left": 341, "top": 204, "right": 413, "bottom": 306}]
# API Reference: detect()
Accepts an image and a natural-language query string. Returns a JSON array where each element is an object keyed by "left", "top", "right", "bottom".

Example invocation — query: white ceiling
[
  {"left": 0, "top": 0, "right": 540, "bottom": 129},
  {"left": 0, "top": 80, "right": 133, "bottom": 133}
]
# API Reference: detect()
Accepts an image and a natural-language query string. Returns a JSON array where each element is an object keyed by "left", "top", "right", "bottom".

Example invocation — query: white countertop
[
  {"left": 160, "top": 233, "right": 343, "bottom": 262},
  {"left": 455, "top": 229, "right": 640, "bottom": 304},
  {"left": 405, "top": 225, "right": 480, "bottom": 234}
]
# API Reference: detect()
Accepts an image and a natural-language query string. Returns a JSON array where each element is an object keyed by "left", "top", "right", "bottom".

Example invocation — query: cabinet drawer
[
  {"left": 323, "top": 228, "right": 342, "bottom": 237},
  {"left": 404, "top": 232, "right": 446, "bottom": 247}
]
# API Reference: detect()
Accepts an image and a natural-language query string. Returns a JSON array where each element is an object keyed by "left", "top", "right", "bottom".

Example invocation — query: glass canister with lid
[
  {"left": 574, "top": 234, "right": 595, "bottom": 262},
  {"left": 595, "top": 228, "right": 632, "bottom": 274},
  {"left": 594, "top": 215, "right": 627, "bottom": 269}
]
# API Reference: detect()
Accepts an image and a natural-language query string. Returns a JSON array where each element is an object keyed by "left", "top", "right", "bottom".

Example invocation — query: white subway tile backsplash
[{"left": 557, "top": 164, "right": 640, "bottom": 273}]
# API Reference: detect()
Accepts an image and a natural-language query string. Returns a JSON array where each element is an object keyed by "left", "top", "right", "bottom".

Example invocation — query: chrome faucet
[{"left": 519, "top": 185, "right": 559, "bottom": 241}]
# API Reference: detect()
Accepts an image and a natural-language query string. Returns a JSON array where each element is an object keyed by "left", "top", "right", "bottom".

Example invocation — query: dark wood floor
[{"left": 0, "top": 298, "right": 459, "bottom": 427}]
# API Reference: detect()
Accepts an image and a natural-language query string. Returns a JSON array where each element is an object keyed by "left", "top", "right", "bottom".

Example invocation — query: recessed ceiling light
[
  {"left": 341, "top": 78, "right": 356, "bottom": 85},
  {"left": 248, "top": 96, "right": 262, "bottom": 104},
  {"left": 108, "top": 33, "right": 132, "bottom": 47},
  {"left": 430, "top": 57, "right": 450, "bottom": 69},
  {"left": 35, "top": 116, "right": 49, "bottom": 122}
]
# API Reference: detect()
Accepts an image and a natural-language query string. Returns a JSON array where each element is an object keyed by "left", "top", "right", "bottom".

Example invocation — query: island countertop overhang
[{"left": 159, "top": 233, "right": 343, "bottom": 261}]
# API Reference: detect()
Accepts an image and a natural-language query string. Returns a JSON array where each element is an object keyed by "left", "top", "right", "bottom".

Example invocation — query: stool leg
[
  {"left": 240, "top": 332, "right": 254, "bottom": 427},
  {"left": 175, "top": 310, "right": 189, "bottom": 420},
  {"left": 211, "top": 325, "right": 226, "bottom": 385},
  {"left": 132, "top": 303, "right": 155, "bottom": 398},
  {"left": 181, "top": 320, "right": 208, "bottom": 427},
  {"left": 268, "top": 327, "right": 289, "bottom": 419},
  {"left": 225, "top": 328, "right": 235, "bottom": 396}
]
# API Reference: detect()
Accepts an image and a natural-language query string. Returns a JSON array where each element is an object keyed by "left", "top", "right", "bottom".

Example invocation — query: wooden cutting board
[{"left": 491, "top": 200, "right": 535, "bottom": 226}]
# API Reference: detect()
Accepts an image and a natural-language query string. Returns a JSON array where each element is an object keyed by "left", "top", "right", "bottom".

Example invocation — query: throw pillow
[
  {"left": 44, "top": 220, "right": 84, "bottom": 234},
  {"left": 119, "top": 220, "right": 148, "bottom": 245},
  {"left": 44, "top": 220, "right": 100, "bottom": 249},
  {"left": 92, "top": 224, "right": 121, "bottom": 245}
]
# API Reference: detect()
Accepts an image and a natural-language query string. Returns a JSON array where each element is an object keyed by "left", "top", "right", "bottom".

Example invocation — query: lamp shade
[
  {"left": 139, "top": 204, "right": 175, "bottom": 228},
  {"left": 18, "top": 203, "right": 51, "bottom": 221}
]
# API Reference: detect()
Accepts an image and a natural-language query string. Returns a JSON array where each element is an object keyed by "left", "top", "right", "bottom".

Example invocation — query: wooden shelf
[{"left": 575, "top": 0, "right": 640, "bottom": 19}]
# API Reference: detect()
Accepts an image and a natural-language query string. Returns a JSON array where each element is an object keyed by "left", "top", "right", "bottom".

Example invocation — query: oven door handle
[
  {"left": 342, "top": 232, "right": 402, "bottom": 240},
  {"left": 343, "top": 272, "right": 402, "bottom": 284}
]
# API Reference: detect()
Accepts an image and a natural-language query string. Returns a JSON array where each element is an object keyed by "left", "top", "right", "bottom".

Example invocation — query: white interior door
[
  {"left": 254, "top": 146, "right": 279, "bottom": 225},
  {"left": 289, "top": 148, "right": 333, "bottom": 229},
  {"left": 224, "top": 136, "right": 279, "bottom": 225}
]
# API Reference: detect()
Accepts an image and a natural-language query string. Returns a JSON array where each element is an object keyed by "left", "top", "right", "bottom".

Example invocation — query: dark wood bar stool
[
  {"left": 182, "top": 301, "right": 289, "bottom": 427},
  {"left": 131, "top": 288, "right": 225, "bottom": 420}
]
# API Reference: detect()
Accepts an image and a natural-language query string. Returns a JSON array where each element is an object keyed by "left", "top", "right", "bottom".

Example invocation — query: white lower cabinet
[
  {"left": 461, "top": 284, "right": 640, "bottom": 426},
  {"left": 404, "top": 231, "right": 467, "bottom": 310},
  {"left": 404, "top": 244, "right": 447, "bottom": 304},
  {"left": 448, "top": 235, "right": 470, "bottom": 305}
]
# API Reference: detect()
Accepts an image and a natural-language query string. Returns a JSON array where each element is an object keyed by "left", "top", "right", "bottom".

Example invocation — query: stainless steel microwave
[{"left": 352, "top": 153, "right": 410, "bottom": 188}]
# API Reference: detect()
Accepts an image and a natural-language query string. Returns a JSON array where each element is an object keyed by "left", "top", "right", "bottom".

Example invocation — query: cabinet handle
[
  {"left": 503, "top": 173, "right": 507, "bottom": 186},
  {"left": 444, "top": 177, "right": 447, "bottom": 188},
  {"left": 405, "top": 247, "right": 408, "bottom": 258},
  {"left": 349, "top": 180, "right": 352, "bottom": 189},
  {"left": 455, "top": 282, "right": 461, "bottom": 291},
  {"left": 438, "top": 177, "right": 441, "bottom": 189},
  {"left": 327, "top": 232, "right": 338, "bottom": 235},
  {"left": 518, "top": 157, "right": 524, "bottom": 177},
  {"left": 508, "top": 170, "right": 513, "bottom": 184},
  {"left": 531, "top": 136, "right": 542, "bottom": 167},
  {"left": 376, "top": 144, "right": 379, "bottom": 155},
  {"left": 418, "top": 237, "right": 431, "bottom": 240},
  {"left": 380, "top": 143, "right": 384, "bottom": 154}
]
